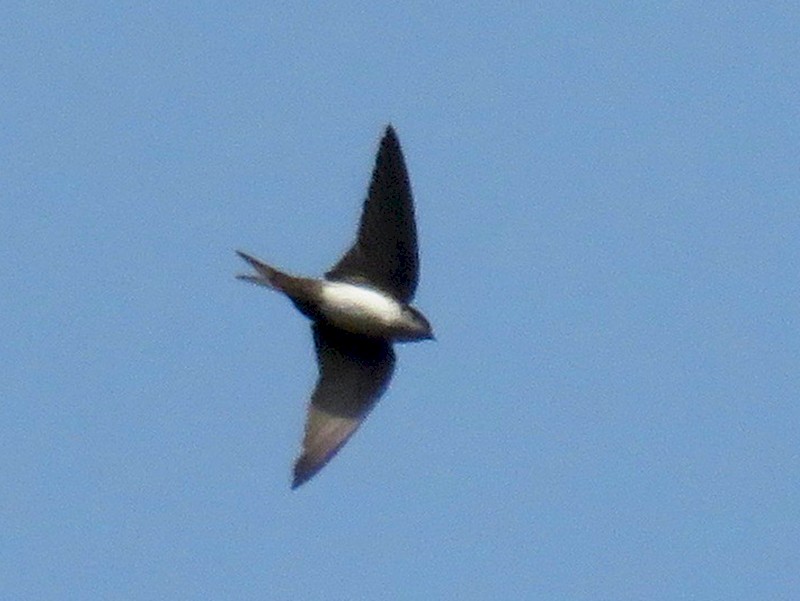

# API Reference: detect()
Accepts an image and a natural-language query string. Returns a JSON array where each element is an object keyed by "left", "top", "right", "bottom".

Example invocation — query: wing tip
[
  {"left": 290, "top": 473, "right": 308, "bottom": 490},
  {"left": 291, "top": 454, "right": 321, "bottom": 490},
  {"left": 375, "top": 124, "right": 407, "bottom": 183},
  {"left": 382, "top": 123, "right": 400, "bottom": 147}
]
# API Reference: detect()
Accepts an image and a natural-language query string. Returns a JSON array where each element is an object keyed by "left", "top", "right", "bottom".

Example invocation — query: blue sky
[{"left": 2, "top": 2, "right": 798, "bottom": 599}]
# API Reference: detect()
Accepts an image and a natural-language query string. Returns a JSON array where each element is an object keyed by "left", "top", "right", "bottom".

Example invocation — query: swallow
[{"left": 237, "top": 125, "right": 433, "bottom": 488}]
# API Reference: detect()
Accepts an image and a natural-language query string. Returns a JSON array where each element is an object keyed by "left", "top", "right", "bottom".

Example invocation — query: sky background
[{"left": 2, "top": 2, "right": 798, "bottom": 599}]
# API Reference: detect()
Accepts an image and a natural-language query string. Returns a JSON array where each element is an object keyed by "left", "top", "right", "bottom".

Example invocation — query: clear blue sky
[{"left": 2, "top": 3, "right": 798, "bottom": 599}]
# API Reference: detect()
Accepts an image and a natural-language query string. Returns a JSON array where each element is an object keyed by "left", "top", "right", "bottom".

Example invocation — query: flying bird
[{"left": 237, "top": 126, "right": 434, "bottom": 488}]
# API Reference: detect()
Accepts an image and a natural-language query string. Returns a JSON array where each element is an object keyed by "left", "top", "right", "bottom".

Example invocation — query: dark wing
[
  {"left": 292, "top": 323, "right": 396, "bottom": 488},
  {"left": 326, "top": 125, "right": 419, "bottom": 303}
]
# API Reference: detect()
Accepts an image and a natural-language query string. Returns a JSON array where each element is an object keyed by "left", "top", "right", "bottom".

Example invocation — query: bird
[{"left": 236, "top": 125, "right": 434, "bottom": 489}]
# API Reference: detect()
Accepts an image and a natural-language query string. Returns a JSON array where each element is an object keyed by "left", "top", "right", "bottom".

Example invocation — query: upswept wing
[{"left": 326, "top": 126, "right": 419, "bottom": 303}]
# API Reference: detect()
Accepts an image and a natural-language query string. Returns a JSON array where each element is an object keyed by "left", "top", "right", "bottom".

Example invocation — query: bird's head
[{"left": 401, "top": 306, "right": 435, "bottom": 341}]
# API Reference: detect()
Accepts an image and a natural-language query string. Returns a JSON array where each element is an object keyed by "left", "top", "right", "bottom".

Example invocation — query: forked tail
[{"left": 235, "top": 250, "right": 284, "bottom": 290}]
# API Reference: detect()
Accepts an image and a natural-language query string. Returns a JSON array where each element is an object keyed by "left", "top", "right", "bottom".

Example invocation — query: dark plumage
[{"left": 237, "top": 126, "right": 433, "bottom": 488}]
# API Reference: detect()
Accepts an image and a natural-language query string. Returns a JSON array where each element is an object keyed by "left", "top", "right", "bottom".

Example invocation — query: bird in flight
[{"left": 236, "top": 125, "right": 434, "bottom": 488}]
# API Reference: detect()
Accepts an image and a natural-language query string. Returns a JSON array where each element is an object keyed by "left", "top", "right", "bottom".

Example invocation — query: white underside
[{"left": 319, "top": 282, "right": 404, "bottom": 336}]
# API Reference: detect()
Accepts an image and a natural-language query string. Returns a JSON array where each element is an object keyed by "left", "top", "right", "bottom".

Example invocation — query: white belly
[{"left": 319, "top": 282, "right": 403, "bottom": 335}]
